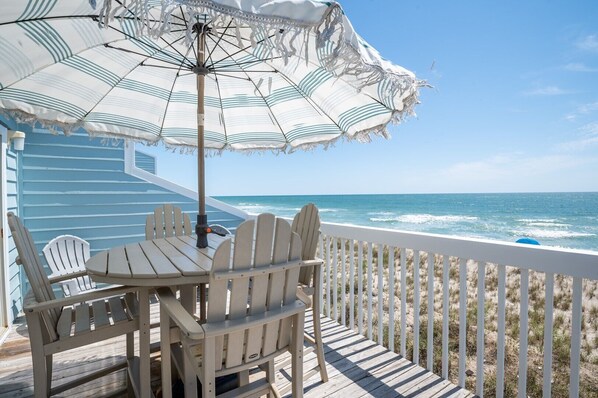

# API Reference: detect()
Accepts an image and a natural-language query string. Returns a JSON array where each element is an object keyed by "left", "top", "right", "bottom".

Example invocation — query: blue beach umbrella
[{"left": 0, "top": 0, "right": 424, "bottom": 247}]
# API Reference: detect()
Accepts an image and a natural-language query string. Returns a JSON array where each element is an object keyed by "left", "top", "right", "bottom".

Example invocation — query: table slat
[
  {"left": 138, "top": 241, "right": 182, "bottom": 278},
  {"left": 125, "top": 243, "right": 158, "bottom": 278},
  {"left": 165, "top": 237, "right": 213, "bottom": 273},
  {"left": 85, "top": 250, "right": 108, "bottom": 276},
  {"left": 107, "top": 246, "right": 131, "bottom": 278}
]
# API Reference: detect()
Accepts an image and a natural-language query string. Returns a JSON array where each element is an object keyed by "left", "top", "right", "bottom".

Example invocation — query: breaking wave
[
  {"left": 369, "top": 213, "right": 478, "bottom": 224},
  {"left": 513, "top": 229, "right": 595, "bottom": 239}
]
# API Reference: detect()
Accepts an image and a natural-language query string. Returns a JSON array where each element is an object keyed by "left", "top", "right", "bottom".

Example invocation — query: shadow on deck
[{"left": 0, "top": 312, "right": 473, "bottom": 398}]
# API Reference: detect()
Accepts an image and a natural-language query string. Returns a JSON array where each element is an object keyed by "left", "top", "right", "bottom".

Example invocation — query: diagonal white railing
[{"left": 318, "top": 221, "right": 598, "bottom": 398}]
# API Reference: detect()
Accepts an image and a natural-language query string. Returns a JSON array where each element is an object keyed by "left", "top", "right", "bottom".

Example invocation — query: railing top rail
[{"left": 320, "top": 221, "right": 598, "bottom": 280}]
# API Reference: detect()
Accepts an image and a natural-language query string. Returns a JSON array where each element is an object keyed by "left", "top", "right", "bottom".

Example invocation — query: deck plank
[{"left": 0, "top": 310, "right": 472, "bottom": 398}]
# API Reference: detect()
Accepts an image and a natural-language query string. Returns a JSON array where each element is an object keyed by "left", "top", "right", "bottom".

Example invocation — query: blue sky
[{"left": 139, "top": 0, "right": 598, "bottom": 196}]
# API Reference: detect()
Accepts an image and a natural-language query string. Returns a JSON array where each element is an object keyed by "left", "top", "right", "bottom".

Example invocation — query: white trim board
[
  {"left": 0, "top": 127, "right": 10, "bottom": 328},
  {"left": 123, "top": 142, "right": 248, "bottom": 220}
]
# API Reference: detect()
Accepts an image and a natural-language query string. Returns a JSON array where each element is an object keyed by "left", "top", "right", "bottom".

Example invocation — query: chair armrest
[
  {"left": 156, "top": 287, "right": 205, "bottom": 340},
  {"left": 296, "top": 287, "right": 312, "bottom": 307},
  {"left": 48, "top": 270, "right": 88, "bottom": 284},
  {"left": 23, "top": 285, "right": 139, "bottom": 313},
  {"left": 301, "top": 258, "right": 323, "bottom": 267}
]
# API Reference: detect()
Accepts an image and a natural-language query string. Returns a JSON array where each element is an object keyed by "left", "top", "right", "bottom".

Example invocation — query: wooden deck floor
[{"left": 0, "top": 310, "right": 473, "bottom": 398}]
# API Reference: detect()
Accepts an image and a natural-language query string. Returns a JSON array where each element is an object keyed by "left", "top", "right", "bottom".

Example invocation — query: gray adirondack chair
[
  {"left": 145, "top": 203, "right": 193, "bottom": 239},
  {"left": 42, "top": 235, "right": 95, "bottom": 296},
  {"left": 147, "top": 203, "right": 210, "bottom": 319},
  {"left": 157, "top": 213, "right": 306, "bottom": 398},
  {"left": 291, "top": 203, "right": 328, "bottom": 383},
  {"left": 7, "top": 213, "right": 140, "bottom": 397}
]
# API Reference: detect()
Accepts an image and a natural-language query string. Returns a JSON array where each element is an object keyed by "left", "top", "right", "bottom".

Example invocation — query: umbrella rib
[
  {"left": 139, "top": 63, "right": 186, "bottom": 71},
  {"left": 207, "top": 35, "right": 289, "bottom": 144},
  {"left": 211, "top": 56, "right": 284, "bottom": 69},
  {"left": 212, "top": 72, "right": 229, "bottom": 146},
  {"left": 179, "top": 6, "right": 198, "bottom": 63},
  {"left": 209, "top": 72, "right": 249, "bottom": 81},
  {"left": 201, "top": 27, "right": 229, "bottom": 144},
  {"left": 276, "top": 70, "right": 346, "bottom": 135},
  {"left": 206, "top": 20, "right": 233, "bottom": 64},
  {"left": 78, "top": 47, "right": 168, "bottom": 123},
  {"left": 157, "top": 47, "right": 193, "bottom": 142},
  {"left": 215, "top": 70, "right": 278, "bottom": 73},
  {"left": 104, "top": 23, "right": 194, "bottom": 68},
  {"left": 209, "top": 33, "right": 277, "bottom": 67},
  {"left": 206, "top": 32, "right": 279, "bottom": 75},
  {"left": 104, "top": 43, "right": 194, "bottom": 69}
]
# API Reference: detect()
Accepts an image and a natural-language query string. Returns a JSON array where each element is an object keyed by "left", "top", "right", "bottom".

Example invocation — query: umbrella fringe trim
[
  {"left": 1, "top": 100, "right": 416, "bottom": 155},
  {"left": 97, "top": 0, "right": 426, "bottom": 103}
]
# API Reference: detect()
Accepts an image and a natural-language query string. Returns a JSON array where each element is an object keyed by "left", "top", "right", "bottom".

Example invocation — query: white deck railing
[{"left": 317, "top": 221, "right": 598, "bottom": 398}]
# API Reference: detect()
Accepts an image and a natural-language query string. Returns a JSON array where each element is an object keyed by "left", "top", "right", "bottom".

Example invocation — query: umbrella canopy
[{"left": 0, "top": 0, "right": 424, "bottom": 246}]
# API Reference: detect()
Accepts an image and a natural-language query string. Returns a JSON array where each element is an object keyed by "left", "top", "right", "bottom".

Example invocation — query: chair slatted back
[
  {"left": 145, "top": 204, "right": 192, "bottom": 239},
  {"left": 43, "top": 235, "right": 94, "bottom": 295},
  {"left": 207, "top": 213, "right": 302, "bottom": 371},
  {"left": 292, "top": 203, "right": 321, "bottom": 285},
  {"left": 7, "top": 213, "right": 60, "bottom": 341}
]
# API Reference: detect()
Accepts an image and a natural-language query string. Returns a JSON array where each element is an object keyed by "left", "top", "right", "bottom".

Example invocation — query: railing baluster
[
  {"left": 543, "top": 272, "right": 554, "bottom": 398},
  {"left": 458, "top": 258, "right": 467, "bottom": 388},
  {"left": 442, "top": 255, "right": 449, "bottom": 379},
  {"left": 358, "top": 241, "right": 364, "bottom": 335},
  {"left": 333, "top": 237, "right": 338, "bottom": 322},
  {"left": 477, "top": 261, "right": 486, "bottom": 397},
  {"left": 414, "top": 251, "right": 420, "bottom": 365},
  {"left": 389, "top": 247, "right": 395, "bottom": 352},
  {"left": 349, "top": 240, "right": 355, "bottom": 330},
  {"left": 378, "top": 243, "right": 384, "bottom": 346},
  {"left": 496, "top": 264, "right": 506, "bottom": 398},
  {"left": 570, "top": 277, "right": 583, "bottom": 398},
  {"left": 427, "top": 253, "right": 434, "bottom": 372},
  {"left": 319, "top": 235, "right": 324, "bottom": 315},
  {"left": 341, "top": 238, "right": 346, "bottom": 326},
  {"left": 400, "top": 247, "right": 407, "bottom": 357},
  {"left": 518, "top": 269, "right": 529, "bottom": 398},
  {"left": 325, "top": 236, "right": 331, "bottom": 318},
  {"left": 367, "top": 242, "right": 374, "bottom": 341}
]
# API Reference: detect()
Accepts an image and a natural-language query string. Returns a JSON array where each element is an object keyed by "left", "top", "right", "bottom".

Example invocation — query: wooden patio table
[{"left": 85, "top": 234, "right": 227, "bottom": 398}]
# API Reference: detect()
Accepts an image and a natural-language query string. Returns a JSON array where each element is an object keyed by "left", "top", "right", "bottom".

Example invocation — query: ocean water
[{"left": 216, "top": 192, "right": 598, "bottom": 252}]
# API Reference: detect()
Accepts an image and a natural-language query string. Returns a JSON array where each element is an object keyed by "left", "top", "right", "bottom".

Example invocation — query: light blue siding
[
  {"left": 135, "top": 150, "right": 157, "bottom": 174},
  {"left": 6, "top": 127, "right": 243, "bottom": 318}
]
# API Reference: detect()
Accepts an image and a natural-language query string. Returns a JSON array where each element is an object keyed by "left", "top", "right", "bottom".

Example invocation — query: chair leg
[
  {"left": 312, "top": 264, "right": 328, "bottom": 382},
  {"left": 32, "top": 353, "right": 49, "bottom": 398},
  {"left": 200, "top": 337, "right": 215, "bottom": 398},
  {"left": 263, "top": 361, "right": 276, "bottom": 398},
  {"left": 239, "top": 369, "right": 249, "bottom": 386},
  {"left": 45, "top": 354, "right": 53, "bottom": 395},
  {"left": 291, "top": 311, "right": 305, "bottom": 398},
  {"left": 160, "top": 307, "right": 173, "bottom": 398},
  {"left": 311, "top": 308, "right": 328, "bottom": 383},
  {"left": 182, "top": 341, "right": 199, "bottom": 398},
  {"left": 27, "top": 314, "right": 49, "bottom": 398}
]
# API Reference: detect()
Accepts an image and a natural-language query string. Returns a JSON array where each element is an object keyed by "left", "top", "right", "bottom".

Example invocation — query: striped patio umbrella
[{"left": 0, "top": 0, "right": 424, "bottom": 247}]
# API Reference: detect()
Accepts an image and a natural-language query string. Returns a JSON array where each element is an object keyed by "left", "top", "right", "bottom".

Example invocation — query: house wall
[
  {"left": 0, "top": 119, "right": 23, "bottom": 323},
  {"left": 5, "top": 127, "right": 244, "bottom": 318}
]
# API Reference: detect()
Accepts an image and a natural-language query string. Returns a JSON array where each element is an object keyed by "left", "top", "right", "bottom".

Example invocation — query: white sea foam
[
  {"left": 370, "top": 214, "right": 478, "bottom": 224},
  {"left": 513, "top": 229, "right": 595, "bottom": 239},
  {"left": 525, "top": 222, "right": 571, "bottom": 228},
  {"left": 318, "top": 208, "right": 338, "bottom": 213},
  {"left": 517, "top": 218, "right": 559, "bottom": 223}
]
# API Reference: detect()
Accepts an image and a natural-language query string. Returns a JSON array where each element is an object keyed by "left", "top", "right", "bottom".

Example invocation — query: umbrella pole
[{"left": 196, "top": 24, "right": 209, "bottom": 248}]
